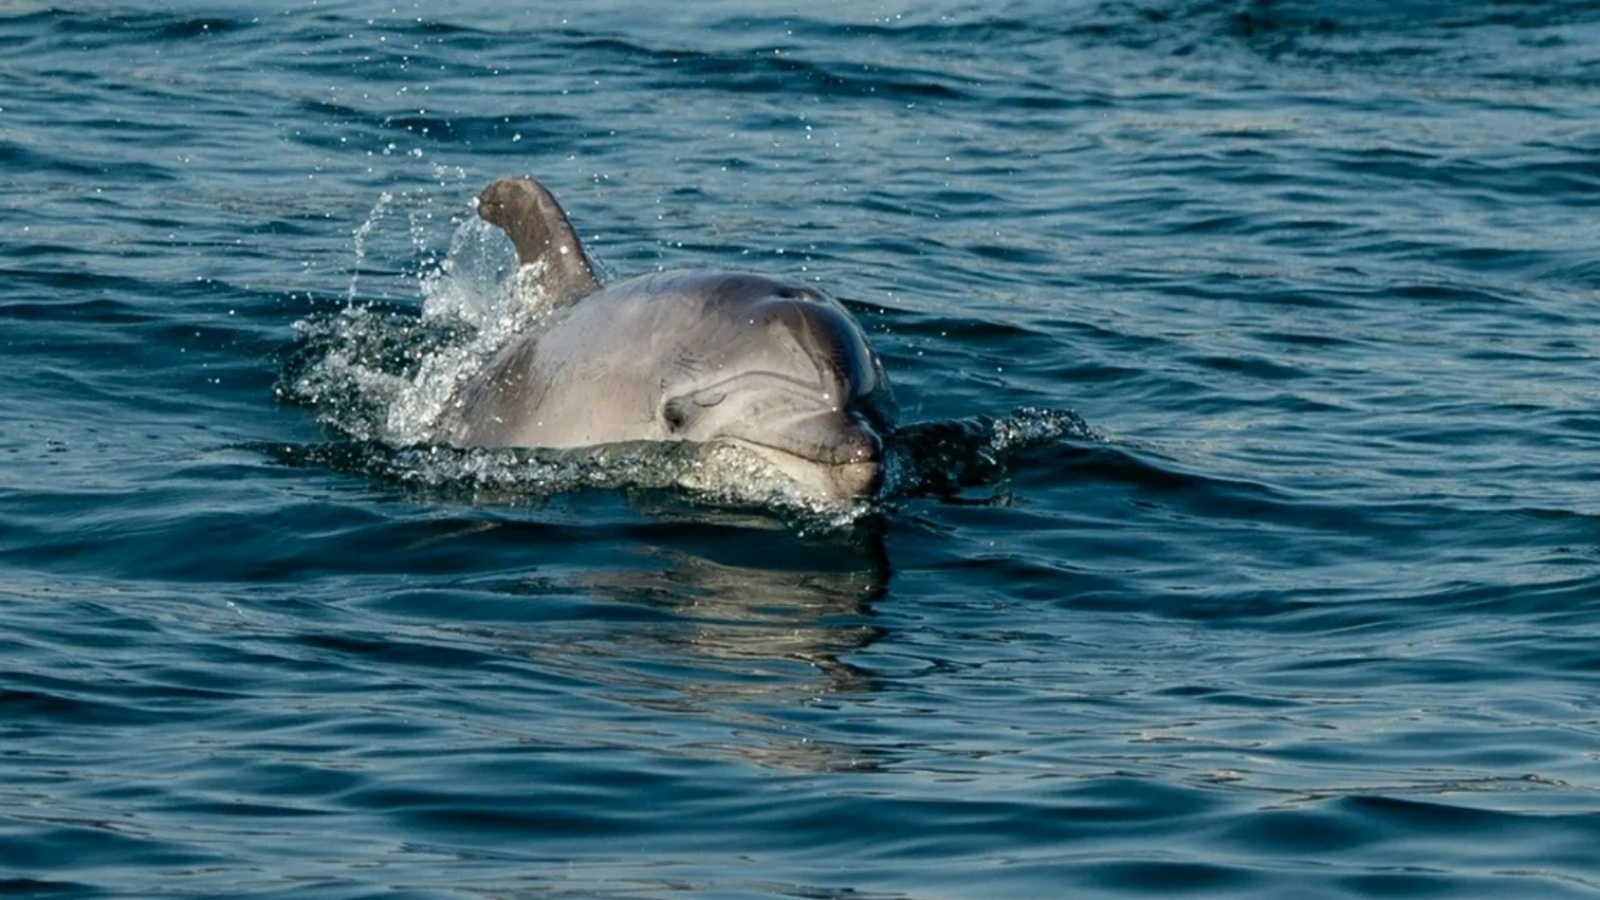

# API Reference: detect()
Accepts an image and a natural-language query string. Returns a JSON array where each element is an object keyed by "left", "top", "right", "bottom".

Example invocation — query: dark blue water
[{"left": 6, "top": 1, "right": 1600, "bottom": 896}]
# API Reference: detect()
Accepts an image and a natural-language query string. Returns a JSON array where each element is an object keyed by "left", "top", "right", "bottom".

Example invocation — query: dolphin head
[{"left": 655, "top": 276, "right": 897, "bottom": 503}]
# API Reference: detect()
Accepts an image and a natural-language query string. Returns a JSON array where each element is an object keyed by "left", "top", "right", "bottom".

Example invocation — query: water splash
[
  {"left": 886, "top": 408, "right": 1097, "bottom": 502},
  {"left": 346, "top": 190, "right": 392, "bottom": 304},
  {"left": 382, "top": 218, "right": 545, "bottom": 445}
]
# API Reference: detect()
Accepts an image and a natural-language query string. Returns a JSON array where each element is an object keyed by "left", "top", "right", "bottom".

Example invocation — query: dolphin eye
[
  {"left": 663, "top": 390, "right": 725, "bottom": 434},
  {"left": 662, "top": 399, "right": 688, "bottom": 433}
]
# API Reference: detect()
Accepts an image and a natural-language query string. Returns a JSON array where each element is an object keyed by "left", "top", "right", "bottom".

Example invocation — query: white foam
[{"left": 381, "top": 218, "right": 553, "bottom": 446}]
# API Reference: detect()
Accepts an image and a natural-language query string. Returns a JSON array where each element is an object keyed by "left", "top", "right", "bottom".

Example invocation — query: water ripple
[{"left": 4, "top": 0, "right": 1600, "bottom": 897}]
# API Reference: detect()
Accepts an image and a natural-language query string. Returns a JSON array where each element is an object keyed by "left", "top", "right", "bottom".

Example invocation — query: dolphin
[{"left": 432, "top": 177, "right": 897, "bottom": 503}]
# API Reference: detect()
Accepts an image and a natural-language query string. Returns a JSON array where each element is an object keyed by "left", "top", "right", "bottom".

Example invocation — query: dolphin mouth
[
  {"left": 732, "top": 406, "right": 883, "bottom": 464},
  {"left": 721, "top": 427, "right": 885, "bottom": 502}
]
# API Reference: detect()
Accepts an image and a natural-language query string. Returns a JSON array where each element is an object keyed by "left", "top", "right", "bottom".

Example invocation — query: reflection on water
[
  {"left": 458, "top": 517, "right": 896, "bottom": 771},
  {"left": 584, "top": 546, "right": 886, "bottom": 681}
]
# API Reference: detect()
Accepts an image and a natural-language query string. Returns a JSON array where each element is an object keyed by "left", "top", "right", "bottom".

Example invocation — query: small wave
[
  {"left": 889, "top": 408, "right": 1098, "bottom": 501},
  {"left": 558, "top": 33, "right": 974, "bottom": 103},
  {"left": 265, "top": 439, "right": 883, "bottom": 531},
  {"left": 15, "top": 8, "right": 252, "bottom": 41},
  {"left": 266, "top": 402, "right": 1096, "bottom": 532}
]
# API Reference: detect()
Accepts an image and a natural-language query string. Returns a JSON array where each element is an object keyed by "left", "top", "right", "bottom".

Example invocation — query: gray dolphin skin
[{"left": 434, "top": 177, "right": 897, "bottom": 502}]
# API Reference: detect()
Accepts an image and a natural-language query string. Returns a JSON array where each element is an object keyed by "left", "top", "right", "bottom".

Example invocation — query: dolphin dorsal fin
[{"left": 476, "top": 177, "right": 601, "bottom": 307}]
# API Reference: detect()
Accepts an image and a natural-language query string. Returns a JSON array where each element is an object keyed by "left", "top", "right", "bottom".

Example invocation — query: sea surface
[{"left": 5, "top": 1, "right": 1600, "bottom": 897}]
